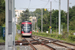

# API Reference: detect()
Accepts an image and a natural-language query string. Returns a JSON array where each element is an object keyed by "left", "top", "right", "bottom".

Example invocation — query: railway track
[
  {"left": 32, "top": 35, "right": 75, "bottom": 50},
  {"left": 15, "top": 37, "right": 55, "bottom": 50},
  {"left": 0, "top": 35, "right": 75, "bottom": 50}
]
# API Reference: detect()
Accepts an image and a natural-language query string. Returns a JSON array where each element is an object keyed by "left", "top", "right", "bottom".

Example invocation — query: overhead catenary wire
[
  {"left": 20, "top": 0, "right": 59, "bottom": 12},
  {"left": 31, "top": 2, "right": 47, "bottom": 8},
  {"left": 54, "top": 0, "right": 58, "bottom": 2},
  {"left": 20, "top": 0, "right": 58, "bottom": 10},
  {"left": 28, "top": 0, "right": 31, "bottom": 9},
  {"left": 28, "top": 0, "right": 49, "bottom": 9},
  {"left": 40, "top": 0, "right": 49, "bottom": 2},
  {"left": 44, "top": 0, "right": 50, "bottom": 8}
]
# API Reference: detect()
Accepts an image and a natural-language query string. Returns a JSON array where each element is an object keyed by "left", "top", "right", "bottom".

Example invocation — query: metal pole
[
  {"left": 50, "top": 1, "right": 52, "bottom": 33},
  {"left": 5, "top": 0, "right": 13, "bottom": 50},
  {"left": 59, "top": 0, "right": 61, "bottom": 34},
  {"left": 41, "top": 9, "right": 43, "bottom": 32},
  {"left": 67, "top": 0, "right": 69, "bottom": 33},
  {"left": 56, "top": 17, "right": 57, "bottom": 33},
  {"left": 34, "top": 20, "right": 35, "bottom": 31},
  {"left": 32, "top": 18, "right": 33, "bottom": 31},
  {"left": 36, "top": 14, "right": 37, "bottom": 31},
  {"left": 12, "top": 0, "right": 15, "bottom": 50},
  {"left": 36, "top": 14, "right": 38, "bottom": 31},
  {"left": 5, "top": 0, "right": 8, "bottom": 50}
]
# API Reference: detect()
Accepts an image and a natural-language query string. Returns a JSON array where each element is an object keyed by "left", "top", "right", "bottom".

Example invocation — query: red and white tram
[{"left": 21, "top": 21, "right": 32, "bottom": 36}]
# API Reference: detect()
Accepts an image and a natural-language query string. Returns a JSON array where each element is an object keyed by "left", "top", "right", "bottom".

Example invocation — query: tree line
[
  {"left": 19, "top": 6, "right": 75, "bottom": 32},
  {"left": 36, "top": 6, "right": 75, "bottom": 32},
  {"left": 0, "top": 0, "right": 75, "bottom": 32}
]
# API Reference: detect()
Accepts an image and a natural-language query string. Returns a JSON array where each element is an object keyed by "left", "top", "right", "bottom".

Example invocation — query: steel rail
[
  {"left": 25, "top": 38, "right": 37, "bottom": 50},
  {"left": 33, "top": 35, "right": 75, "bottom": 50},
  {"left": 31, "top": 37, "right": 55, "bottom": 50},
  {"left": 33, "top": 35, "right": 75, "bottom": 45}
]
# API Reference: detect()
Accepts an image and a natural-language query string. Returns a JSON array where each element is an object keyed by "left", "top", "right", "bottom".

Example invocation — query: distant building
[
  {"left": 15, "top": 10, "right": 23, "bottom": 24},
  {"left": 29, "top": 16, "right": 37, "bottom": 23},
  {"left": 29, "top": 16, "right": 33, "bottom": 22},
  {"left": 32, "top": 16, "right": 37, "bottom": 22}
]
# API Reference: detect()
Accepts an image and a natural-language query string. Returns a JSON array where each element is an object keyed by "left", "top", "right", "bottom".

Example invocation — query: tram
[{"left": 21, "top": 21, "right": 32, "bottom": 36}]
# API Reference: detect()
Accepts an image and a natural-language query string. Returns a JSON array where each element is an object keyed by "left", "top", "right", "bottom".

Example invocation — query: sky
[{"left": 15, "top": 0, "right": 75, "bottom": 12}]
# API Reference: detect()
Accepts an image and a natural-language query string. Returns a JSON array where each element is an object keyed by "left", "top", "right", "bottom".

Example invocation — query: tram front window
[{"left": 23, "top": 24, "right": 31, "bottom": 33}]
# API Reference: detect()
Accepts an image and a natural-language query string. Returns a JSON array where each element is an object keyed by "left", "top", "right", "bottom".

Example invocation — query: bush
[
  {"left": 50, "top": 33, "right": 56, "bottom": 37},
  {"left": 69, "top": 35, "right": 75, "bottom": 41},
  {"left": 58, "top": 35, "right": 62, "bottom": 39},
  {"left": 16, "top": 24, "right": 21, "bottom": 30},
  {"left": 62, "top": 31, "right": 69, "bottom": 38}
]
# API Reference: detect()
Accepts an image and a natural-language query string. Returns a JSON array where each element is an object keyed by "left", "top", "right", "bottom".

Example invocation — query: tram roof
[{"left": 22, "top": 21, "right": 32, "bottom": 24}]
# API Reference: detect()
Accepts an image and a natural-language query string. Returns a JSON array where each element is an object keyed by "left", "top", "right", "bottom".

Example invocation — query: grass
[
  {"left": 15, "top": 33, "right": 22, "bottom": 40},
  {"left": 0, "top": 36, "right": 5, "bottom": 43},
  {"left": 0, "top": 33, "right": 21, "bottom": 43},
  {"left": 32, "top": 32, "right": 75, "bottom": 44},
  {"left": 0, "top": 32, "right": 75, "bottom": 44},
  {"left": 17, "top": 46, "right": 20, "bottom": 50}
]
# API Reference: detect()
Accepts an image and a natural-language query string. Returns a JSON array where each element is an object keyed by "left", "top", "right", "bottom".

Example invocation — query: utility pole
[
  {"left": 32, "top": 13, "right": 34, "bottom": 31},
  {"left": 36, "top": 14, "right": 38, "bottom": 31},
  {"left": 12, "top": 0, "right": 15, "bottom": 50},
  {"left": 50, "top": 1, "right": 52, "bottom": 33},
  {"left": 56, "top": 17, "right": 57, "bottom": 33},
  {"left": 5, "top": 0, "right": 15, "bottom": 50},
  {"left": 34, "top": 18, "right": 35, "bottom": 31},
  {"left": 59, "top": 0, "right": 61, "bottom": 34},
  {"left": 32, "top": 18, "right": 33, "bottom": 31},
  {"left": 67, "top": 0, "right": 69, "bottom": 33},
  {"left": 41, "top": 9, "right": 43, "bottom": 32}
]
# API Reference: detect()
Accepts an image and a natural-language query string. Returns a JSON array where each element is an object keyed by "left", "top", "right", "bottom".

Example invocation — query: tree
[
  {"left": 70, "top": 16, "right": 75, "bottom": 30},
  {"left": 43, "top": 9, "right": 49, "bottom": 31},
  {"left": 37, "top": 9, "right": 67, "bottom": 32},
  {"left": 0, "top": 0, "right": 5, "bottom": 13},
  {"left": 69, "top": 6, "right": 75, "bottom": 30},
  {"left": 69, "top": 6, "right": 75, "bottom": 21},
  {"left": 0, "top": 0, "right": 5, "bottom": 26},
  {"left": 18, "top": 9, "right": 29, "bottom": 24},
  {"left": 37, "top": 9, "right": 49, "bottom": 31},
  {"left": 17, "top": 6, "right": 75, "bottom": 32}
]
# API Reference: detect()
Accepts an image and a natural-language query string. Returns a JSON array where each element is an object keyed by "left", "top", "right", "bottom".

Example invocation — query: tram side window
[
  {"left": 21, "top": 24, "right": 24, "bottom": 31},
  {"left": 30, "top": 24, "right": 32, "bottom": 31}
]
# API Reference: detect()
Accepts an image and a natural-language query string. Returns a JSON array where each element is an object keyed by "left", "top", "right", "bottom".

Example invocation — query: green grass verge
[
  {"left": 0, "top": 33, "right": 21, "bottom": 43},
  {"left": 0, "top": 36, "right": 5, "bottom": 43},
  {"left": 15, "top": 33, "right": 22, "bottom": 40},
  {"left": 32, "top": 32, "right": 75, "bottom": 44}
]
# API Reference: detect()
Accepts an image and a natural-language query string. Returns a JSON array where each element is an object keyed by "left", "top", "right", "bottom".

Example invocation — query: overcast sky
[{"left": 15, "top": 0, "right": 75, "bottom": 12}]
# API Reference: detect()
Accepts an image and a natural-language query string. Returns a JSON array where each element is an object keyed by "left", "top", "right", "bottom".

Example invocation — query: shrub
[
  {"left": 68, "top": 35, "right": 75, "bottom": 41},
  {"left": 62, "top": 31, "right": 69, "bottom": 38},
  {"left": 58, "top": 35, "right": 62, "bottom": 39},
  {"left": 50, "top": 33, "right": 56, "bottom": 37}
]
